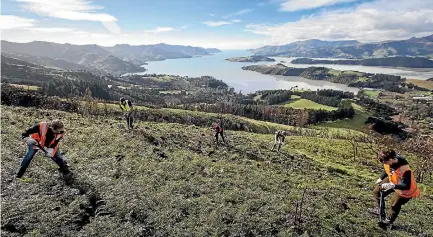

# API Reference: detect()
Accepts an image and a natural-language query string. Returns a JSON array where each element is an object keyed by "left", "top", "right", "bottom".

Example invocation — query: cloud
[
  {"left": 223, "top": 8, "right": 254, "bottom": 18},
  {"left": 16, "top": 0, "right": 120, "bottom": 33},
  {"left": 246, "top": 0, "right": 433, "bottom": 44},
  {"left": 203, "top": 21, "right": 233, "bottom": 27},
  {"left": 232, "top": 19, "right": 242, "bottom": 23},
  {"left": 279, "top": 0, "right": 356, "bottom": 12},
  {"left": 209, "top": 13, "right": 215, "bottom": 17},
  {"left": 144, "top": 27, "right": 175, "bottom": 33},
  {"left": 1, "top": 15, "right": 36, "bottom": 30}
]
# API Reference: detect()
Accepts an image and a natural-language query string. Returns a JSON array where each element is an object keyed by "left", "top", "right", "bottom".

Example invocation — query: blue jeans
[{"left": 21, "top": 144, "right": 67, "bottom": 169}]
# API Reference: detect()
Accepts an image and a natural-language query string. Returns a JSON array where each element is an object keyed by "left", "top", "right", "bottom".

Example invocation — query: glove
[
  {"left": 375, "top": 178, "right": 382, "bottom": 185},
  {"left": 23, "top": 137, "right": 37, "bottom": 145},
  {"left": 45, "top": 148, "right": 54, "bottom": 158},
  {"left": 381, "top": 182, "right": 395, "bottom": 191}
]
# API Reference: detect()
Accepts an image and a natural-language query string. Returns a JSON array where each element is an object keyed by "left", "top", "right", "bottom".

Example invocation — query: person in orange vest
[
  {"left": 370, "top": 150, "right": 420, "bottom": 227},
  {"left": 212, "top": 122, "right": 225, "bottom": 145},
  {"left": 17, "top": 120, "right": 70, "bottom": 178}
]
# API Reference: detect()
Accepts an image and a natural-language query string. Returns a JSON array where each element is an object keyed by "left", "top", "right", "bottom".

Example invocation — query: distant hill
[
  {"left": 252, "top": 35, "right": 433, "bottom": 59},
  {"left": 292, "top": 56, "right": 433, "bottom": 68},
  {"left": 104, "top": 44, "right": 220, "bottom": 64},
  {"left": 1, "top": 41, "right": 221, "bottom": 75},
  {"left": 226, "top": 55, "right": 275, "bottom": 62}
]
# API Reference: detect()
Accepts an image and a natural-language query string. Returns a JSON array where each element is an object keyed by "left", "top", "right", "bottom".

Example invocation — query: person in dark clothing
[
  {"left": 271, "top": 130, "right": 287, "bottom": 152},
  {"left": 17, "top": 120, "right": 70, "bottom": 178},
  {"left": 369, "top": 150, "right": 420, "bottom": 227},
  {"left": 119, "top": 97, "right": 135, "bottom": 131},
  {"left": 212, "top": 122, "right": 225, "bottom": 145}
]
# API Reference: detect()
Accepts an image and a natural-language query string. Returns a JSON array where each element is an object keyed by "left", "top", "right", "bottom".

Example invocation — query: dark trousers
[
  {"left": 215, "top": 131, "right": 225, "bottom": 143},
  {"left": 125, "top": 111, "right": 136, "bottom": 129},
  {"left": 18, "top": 144, "right": 68, "bottom": 177},
  {"left": 373, "top": 177, "right": 412, "bottom": 222}
]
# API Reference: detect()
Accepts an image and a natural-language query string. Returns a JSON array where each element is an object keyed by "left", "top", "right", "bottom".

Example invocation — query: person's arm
[
  {"left": 379, "top": 170, "right": 388, "bottom": 180},
  {"left": 128, "top": 101, "right": 134, "bottom": 111},
  {"left": 21, "top": 125, "right": 39, "bottom": 139},
  {"left": 393, "top": 171, "right": 412, "bottom": 190}
]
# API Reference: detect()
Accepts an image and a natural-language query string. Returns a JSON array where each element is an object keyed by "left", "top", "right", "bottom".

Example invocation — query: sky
[{"left": 1, "top": 0, "right": 433, "bottom": 49}]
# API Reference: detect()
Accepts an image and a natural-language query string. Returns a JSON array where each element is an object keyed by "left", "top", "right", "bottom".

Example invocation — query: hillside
[
  {"left": 105, "top": 44, "right": 221, "bottom": 63},
  {"left": 292, "top": 57, "right": 433, "bottom": 68},
  {"left": 242, "top": 64, "right": 406, "bottom": 92},
  {"left": 226, "top": 55, "right": 275, "bottom": 62},
  {"left": 2, "top": 105, "right": 432, "bottom": 236},
  {"left": 1, "top": 41, "right": 221, "bottom": 75},
  {"left": 252, "top": 35, "right": 433, "bottom": 59}
]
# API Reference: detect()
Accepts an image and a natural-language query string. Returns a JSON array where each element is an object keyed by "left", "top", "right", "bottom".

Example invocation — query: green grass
[
  {"left": 312, "top": 103, "right": 370, "bottom": 132},
  {"left": 10, "top": 84, "right": 40, "bottom": 90},
  {"left": 363, "top": 90, "right": 381, "bottom": 99},
  {"left": 328, "top": 69, "right": 341, "bottom": 76},
  {"left": 1, "top": 105, "right": 431, "bottom": 236},
  {"left": 159, "top": 90, "right": 182, "bottom": 94},
  {"left": 285, "top": 98, "right": 337, "bottom": 111}
]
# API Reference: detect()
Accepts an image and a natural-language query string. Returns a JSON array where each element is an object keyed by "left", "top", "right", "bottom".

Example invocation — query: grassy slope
[
  {"left": 363, "top": 90, "right": 381, "bottom": 99},
  {"left": 285, "top": 98, "right": 337, "bottom": 111},
  {"left": 313, "top": 103, "right": 371, "bottom": 132},
  {"left": 1, "top": 106, "right": 432, "bottom": 237},
  {"left": 407, "top": 79, "right": 433, "bottom": 90}
]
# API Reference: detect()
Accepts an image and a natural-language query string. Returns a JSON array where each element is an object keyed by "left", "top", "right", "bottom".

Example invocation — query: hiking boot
[
  {"left": 16, "top": 167, "right": 27, "bottom": 178},
  {"left": 379, "top": 218, "right": 394, "bottom": 230}
]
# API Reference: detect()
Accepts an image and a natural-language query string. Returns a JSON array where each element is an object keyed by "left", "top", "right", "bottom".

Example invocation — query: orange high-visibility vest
[
  {"left": 31, "top": 122, "right": 64, "bottom": 158},
  {"left": 384, "top": 164, "right": 420, "bottom": 198}
]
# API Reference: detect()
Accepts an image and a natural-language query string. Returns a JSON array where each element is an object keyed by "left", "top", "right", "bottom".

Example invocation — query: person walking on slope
[
  {"left": 119, "top": 97, "right": 135, "bottom": 131},
  {"left": 370, "top": 150, "right": 420, "bottom": 228},
  {"left": 271, "top": 130, "right": 287, "bottom": 152},
  {"left": 212, "top": 122, "right": 226, "bottom": 145},
  {"left": 17, "top": 120, "right": 71, "bottom": 178}
]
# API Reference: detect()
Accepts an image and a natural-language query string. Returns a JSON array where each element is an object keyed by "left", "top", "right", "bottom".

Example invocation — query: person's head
[
  {"left": 120, "top": 97, "right": 125, "bottom": 104},
  {"left": 281, "top": 131, "right": 287, "bottom": 136},
  {"left": 379, "top": 150, "right": 398, "bottom": 165},
  {"left": 50, "top": 120, "right": 65, "bottom": 134}
]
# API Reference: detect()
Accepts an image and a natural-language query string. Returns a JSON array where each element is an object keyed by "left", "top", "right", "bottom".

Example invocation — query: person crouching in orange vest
[
  {"left": 17, "top": 120, "right": 70, "bottom": 178},
  {"left": 370, "top": 150, "right": 420, "bottom": 227}
]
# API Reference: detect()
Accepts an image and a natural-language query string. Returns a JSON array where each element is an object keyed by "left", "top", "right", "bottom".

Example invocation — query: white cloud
[
  {"left": 209, "top": 13, "right": 215, "bottom": 17},
  {"left": 144, "top": 27, "right": 175, "bottom": 33},
  {"left": 203, "top": 21, "right": 233, "bottom": 27},
  {"left": 29, "top": 27, "right": 75, "bottom": 33},
  {"left": 1, "top": 15, "right": 36, "bottom": 30},
  {"left": 223, "top": 8, "right": 254, "bottom": 19},
  {"left": 180, "top": 26, "right": 188, "bottom": 29},
  {"left": 232, "top": 19, "right": 242, "bottom": 23},
  {"left": 280, "top": 0, "right": 356, "bottom": 12},
  {"left": 246, "top": 0, "right": 433, "bottom": 44},
  {"left": 16, "top": 0, "right": 120, "bottom": 33}
]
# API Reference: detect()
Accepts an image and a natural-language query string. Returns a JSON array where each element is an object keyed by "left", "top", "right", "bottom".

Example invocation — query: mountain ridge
[
  {"left": 1, "top": 40, "right": 221, "bottom": 75},
  {"left": 252, "top": 34, "right": 433, "bottom": 59}
]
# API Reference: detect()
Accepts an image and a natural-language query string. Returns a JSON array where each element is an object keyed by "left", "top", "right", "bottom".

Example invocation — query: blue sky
[{"left": 1, "top": 0, "right": 433, "bottom": 49}]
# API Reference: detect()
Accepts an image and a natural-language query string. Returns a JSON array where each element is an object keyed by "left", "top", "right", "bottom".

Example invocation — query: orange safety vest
[
  {"left": 31, "top": 122, "right": 64, "bottom": 157},
  {"left": 384, "top": 163, "right": 420, "bottom": 198}
]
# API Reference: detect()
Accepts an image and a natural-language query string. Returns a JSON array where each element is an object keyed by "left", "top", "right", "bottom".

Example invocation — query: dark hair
[
  {"left": 380, "top": 150, "right": 396, "bottom": 161},
  {"left": 51, "top": 120, "right": 64, "bottom": 130},
  {"left": 120, "top": 97, "right": 125, "bottom": 102}
]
